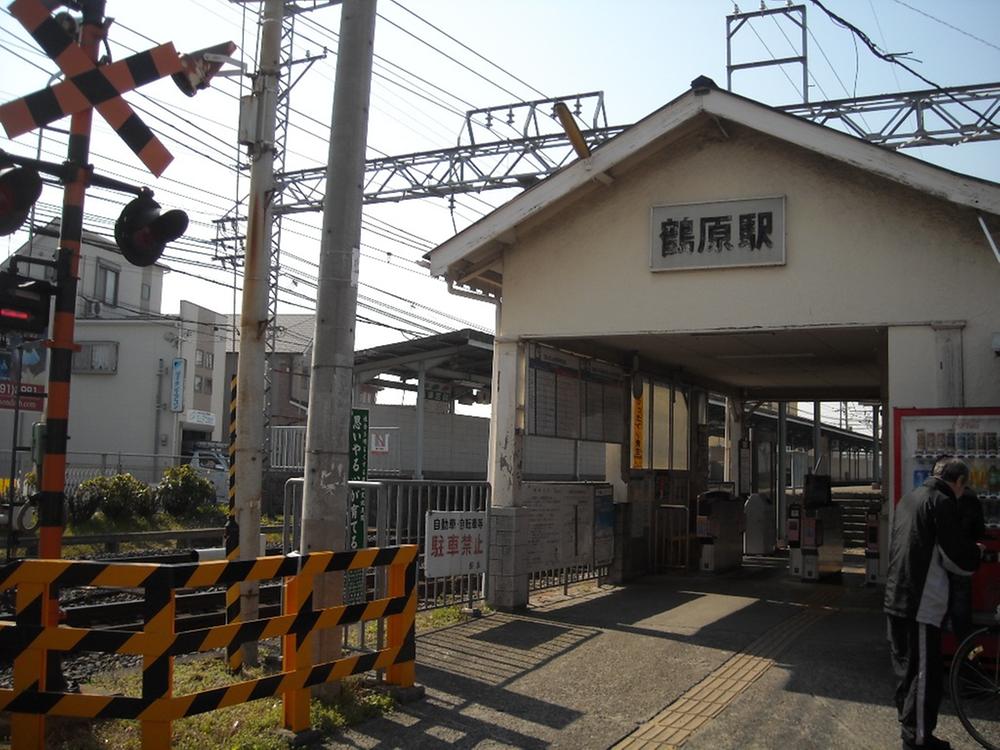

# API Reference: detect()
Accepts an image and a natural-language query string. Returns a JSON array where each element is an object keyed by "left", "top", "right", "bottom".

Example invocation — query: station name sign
[{"left": 650, "top": 196, "right": 785, "bottom": 272}]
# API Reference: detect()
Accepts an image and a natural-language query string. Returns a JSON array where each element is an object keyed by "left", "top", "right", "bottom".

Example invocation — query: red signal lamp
[{"left": 0, "top": 272, "right": 51, "bottom": 335}]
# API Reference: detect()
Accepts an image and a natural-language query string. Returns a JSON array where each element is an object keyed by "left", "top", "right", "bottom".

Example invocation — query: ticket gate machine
[
  {"left": 697, "top": 490, "right": 744, "bottom": 572},
  {"left": 865, "top": 502, "right": 882, "bottom": 584},
  {"left": 787, "top": 475, "right": 844, "bottom": 581},
  {"left": 744, "top": 493, "right": 776, "bottom": 555}
]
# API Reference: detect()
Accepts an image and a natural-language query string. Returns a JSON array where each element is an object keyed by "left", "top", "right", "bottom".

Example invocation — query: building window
[
  {"left": 72, "top": 341, "right": 118, "bottom": 374},
  {"left": 96, "top": 263, "right": 119, "bottom": 306},
  {"left": 194, "top": 374, "right": 204, "bottom": 393},
  {"left": 205, "top": 352, "right": 214, "bottom": 369},
  {"left": 205, "top": 377, "right": 213, "bottom": 394},
  {"left": 141, "top": 283, "right": 151, "bottom": 301},
  {"left": 195, "top": 349, "right": 204, "bottom": 366}
]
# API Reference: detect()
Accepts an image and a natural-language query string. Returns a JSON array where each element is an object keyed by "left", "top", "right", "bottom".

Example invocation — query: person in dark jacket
[
  {"left": 947, "top": 485, "right": 986, "bottom": 642},
  {"left": 884, "top": 457, "right": 982, "bottom": 750}
]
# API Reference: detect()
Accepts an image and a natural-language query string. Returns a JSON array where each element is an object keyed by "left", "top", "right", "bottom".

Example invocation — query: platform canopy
[{"left": 353, "top": 328, "right": 494, "bottom": 403}]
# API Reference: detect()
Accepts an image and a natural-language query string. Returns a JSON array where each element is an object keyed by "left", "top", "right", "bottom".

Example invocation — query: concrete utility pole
[
  {"left": 234, "top": 0, "right": 284, "bottom": 664},
  {"left": 300, "top": 0, "right": 377, "bottom": 675}
]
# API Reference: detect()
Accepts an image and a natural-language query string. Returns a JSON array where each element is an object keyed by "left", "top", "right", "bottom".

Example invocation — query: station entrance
[{"left": 514, "top": 326, "right": 885, "bottom": 594}]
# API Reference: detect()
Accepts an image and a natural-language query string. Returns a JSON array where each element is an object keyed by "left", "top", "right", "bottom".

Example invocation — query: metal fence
[
  {"left": 270, "top": 426, "right": 305, "bottom": 470},
  {"left": 1, "top": 450, "right": 198, "bottom": 497},
  {"left": 651, "top": 503, "right": 690, "bottom": 571},
  {"left": 282, "top": 478, "right": 491, "bottom": 612},
  {"left": 527, "top": 561, "right": 610, "bottom": 594}
]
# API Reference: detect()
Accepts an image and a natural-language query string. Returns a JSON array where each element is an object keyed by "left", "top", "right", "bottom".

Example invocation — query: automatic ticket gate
[
  {"left": 865, "top": 502, "right": 881, "bottom": 584},
  {"left": 786, "top": 475, "right": 843, "bottom": 581},
  {"left": 744, "top": 493, "right": 776, "bottom": 555},
  {"left": 697, "top": 490, "right": 744, "bottom": 572}
]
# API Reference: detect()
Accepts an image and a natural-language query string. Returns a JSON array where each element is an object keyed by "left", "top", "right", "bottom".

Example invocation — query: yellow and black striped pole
[
  {"left": 8, "top": 1, "right": 112, "bottom": 727},
  {"left": 141, "top": 569, "right": 175, "bottom": 749},
  {"left": 224, "top": 374, "right": 242, "bottom": 671}
]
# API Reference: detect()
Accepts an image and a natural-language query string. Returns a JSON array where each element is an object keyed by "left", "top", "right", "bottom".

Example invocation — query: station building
[{"left": 427, "top": 78, "right": 1000, "bottom": 608}]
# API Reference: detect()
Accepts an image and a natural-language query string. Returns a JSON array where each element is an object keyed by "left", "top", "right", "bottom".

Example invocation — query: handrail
[{"left": 0, "top": 544, "right": 418, "bottom": 750}]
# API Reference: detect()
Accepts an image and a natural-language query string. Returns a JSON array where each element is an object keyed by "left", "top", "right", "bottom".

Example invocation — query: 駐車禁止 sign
[
  {"left": 424, "top": 510, "right": 487, "bottom": 578},
  {"left": 650, "top": 196, "right": 785, "bottom": 272}
]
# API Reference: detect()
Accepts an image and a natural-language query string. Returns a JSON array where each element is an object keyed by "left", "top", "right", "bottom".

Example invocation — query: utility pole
[
  {"left": 300, "top": 0, "right": 377, "bottom": 677},
  {"left": 234, "top": 0, "right": 284, "bottom": 665}
]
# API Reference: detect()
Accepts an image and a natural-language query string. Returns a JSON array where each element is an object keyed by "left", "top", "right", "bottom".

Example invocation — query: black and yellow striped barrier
[
  {"left": 225, "top": 374, "right": 241, "bottom": 672},
  {"left": 0, "top": 545, "right": 418, "bottom": 750}
]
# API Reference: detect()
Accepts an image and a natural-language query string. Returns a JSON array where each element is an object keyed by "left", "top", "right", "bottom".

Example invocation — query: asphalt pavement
[{"left": 329, "top": 553, "right": 989, "bottom": 750}]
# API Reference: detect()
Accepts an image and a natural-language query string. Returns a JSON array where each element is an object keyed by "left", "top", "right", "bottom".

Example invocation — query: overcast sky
[{"left": 2, "top": 0, "right": 999, "bottom": 354}]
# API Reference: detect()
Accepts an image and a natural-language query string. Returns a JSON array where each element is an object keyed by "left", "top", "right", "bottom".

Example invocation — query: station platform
[{"left": 334, "top": 553, "right": 984, "bottom": 750}]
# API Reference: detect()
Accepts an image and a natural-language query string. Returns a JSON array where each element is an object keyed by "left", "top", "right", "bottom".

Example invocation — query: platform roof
[{"left": 353, "top": 328, "right": 494, "bottom": 398}]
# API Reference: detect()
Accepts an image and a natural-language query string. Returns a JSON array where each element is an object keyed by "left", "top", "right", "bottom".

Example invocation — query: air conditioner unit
[{"left": 84, "top": 299, "right": 101, "bottom": 317}]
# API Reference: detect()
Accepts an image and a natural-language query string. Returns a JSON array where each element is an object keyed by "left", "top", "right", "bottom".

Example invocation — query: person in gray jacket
[{"left": 884, "top": 457, "right": 983, "bottom": 750}]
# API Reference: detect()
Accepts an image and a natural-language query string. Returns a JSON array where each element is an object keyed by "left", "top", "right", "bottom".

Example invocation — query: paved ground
[{"left": 330, "top": 554, "right": 988, "bottom": 750}]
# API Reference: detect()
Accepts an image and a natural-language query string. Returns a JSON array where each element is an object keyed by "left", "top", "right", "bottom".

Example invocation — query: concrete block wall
[{"left": 488, "top": 506, "right": 529, "bottom": 610}]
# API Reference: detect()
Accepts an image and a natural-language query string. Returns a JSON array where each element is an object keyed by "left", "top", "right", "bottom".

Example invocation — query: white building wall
[
  {"left": 496, "top": 124, "right": 1000, "bottom": 503},
  {"left": 70, "top": 319, "right": 175, "bottom": 457},
  {"left": 367, "top": 403, "right": 489, "bottom": 477},
  {"left": 499, "top": 126, "right": 1000, "bottom": 354}
]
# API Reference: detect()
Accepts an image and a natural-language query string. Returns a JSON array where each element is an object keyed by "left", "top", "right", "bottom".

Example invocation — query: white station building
[{"left": 428, "top": 78, "right": 1000, "bottom": 608}]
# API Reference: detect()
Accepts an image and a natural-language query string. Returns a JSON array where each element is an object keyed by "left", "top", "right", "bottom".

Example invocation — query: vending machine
[{"left": 893, "top": 407, "right": 1000, "bottom": 641}]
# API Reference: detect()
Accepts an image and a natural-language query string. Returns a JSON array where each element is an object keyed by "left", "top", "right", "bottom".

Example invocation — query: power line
[
  {"left": 388, "top": 0, "right": 548, "bottom": 100},
  {"left": 745, "top": 19, "right": 803, "bottom": 100},
  {"left": 808, "top": 0, "right": 999, "bottom": 131},
  {"left": 866, "top": 0, "right": 902, "bottom": 91},
  {"left": 889, "top": 0, "right": 1000, "bottom": 54},
  {"left": 375, "top": 10, "right": 524, "bottom": 103}
]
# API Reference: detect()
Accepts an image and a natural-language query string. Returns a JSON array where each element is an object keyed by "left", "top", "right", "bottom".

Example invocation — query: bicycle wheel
[{"left": 951, "top": 626, "right": 1000, "bottom": 750}]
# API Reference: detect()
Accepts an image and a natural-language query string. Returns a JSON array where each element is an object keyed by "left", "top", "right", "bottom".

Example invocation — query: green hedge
[
  {"left": 74, "top": 473, "right": 156, "bottom": 523},
  {"left": 157, "top": 464, "right": 216, "bottom": 518}
]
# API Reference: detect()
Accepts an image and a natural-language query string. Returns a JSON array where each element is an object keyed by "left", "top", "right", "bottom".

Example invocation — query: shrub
[
  {"left": 66, "top": 485, "right": 101, "bottom": 526},
  {"left": 74, "top": 473, "right": 156, "bottom": 523},
  {"left": 157, "top": 464, "right": 215, "bottom": 518}
]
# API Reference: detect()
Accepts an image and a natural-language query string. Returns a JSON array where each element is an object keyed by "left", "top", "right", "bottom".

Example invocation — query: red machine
[{"left": 894, "top": 407, "right": 1000, "bottom": 654}]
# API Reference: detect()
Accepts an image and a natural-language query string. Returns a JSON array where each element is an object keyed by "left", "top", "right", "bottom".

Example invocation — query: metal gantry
[
  {"left": 275, "top": 92, "right": 621, "bottom": 212},
  {"left": 266, "top": 82, "right": 1000, "bottom": 216},
  {"left": 727, "top": 4, "right": 809, "bottom": 103},
  {"left": 781, "top": 82, "right": 1000, "bottom": 149}
]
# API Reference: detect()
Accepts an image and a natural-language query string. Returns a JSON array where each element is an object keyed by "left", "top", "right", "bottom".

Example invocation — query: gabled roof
[{"left": 428, "top": 78, "right": 1000, "bottom": 292}]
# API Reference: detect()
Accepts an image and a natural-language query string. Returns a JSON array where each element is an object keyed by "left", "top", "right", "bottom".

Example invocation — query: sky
[{"left": 1, "top": 0, "right": 999, "bottom": 362}]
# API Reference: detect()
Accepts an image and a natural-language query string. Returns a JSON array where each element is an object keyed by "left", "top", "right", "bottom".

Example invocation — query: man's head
[{"left": 932, "top": 456, "right": 970, "bottom": 498}]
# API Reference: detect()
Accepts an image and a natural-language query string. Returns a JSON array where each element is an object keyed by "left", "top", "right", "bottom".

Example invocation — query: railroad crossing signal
[
  {"left": 0, "top": 166, "right": 42, "bottom": 235},
  {"left": 0, "top": 0, "right": 235, "bottom": 177},
  {"left": 114, "top": 189, "right": 188, "bottom": 267},
  {"left": 0, "top": 272, "right": 51, "bottom": 335}
]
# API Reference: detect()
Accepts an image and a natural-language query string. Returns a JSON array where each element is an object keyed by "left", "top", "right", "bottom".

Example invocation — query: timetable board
[
  {"left": 520, "top": 482, "right": 596, "bottom": 571},
  {"left": 526, "top": 344, "right": 624, "bottom": 444}
]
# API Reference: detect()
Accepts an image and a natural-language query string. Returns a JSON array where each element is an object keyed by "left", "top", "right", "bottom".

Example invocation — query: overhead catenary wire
[
  {"left": 865, "top": 0, "right": 902, "bottom": 91},
  {"left": 388, "top": 0, "right": 548, "bottom": 100},
  {"left": 888, "top": 0, "right": 1000, "bottom": 55},
  {"left": 808, "top": 0, "right": 999, "bottom": 131}
]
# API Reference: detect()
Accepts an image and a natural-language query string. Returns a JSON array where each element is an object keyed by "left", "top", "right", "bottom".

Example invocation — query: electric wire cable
[
  {"left": 388, "top": 0, "right": 548, "bottom": 100},
  {"left": 888, "top": 0, "right": 1000, "bottom": 54},
  {"left": 808, "top": 0, "right": 1000, "bottom": 131}
]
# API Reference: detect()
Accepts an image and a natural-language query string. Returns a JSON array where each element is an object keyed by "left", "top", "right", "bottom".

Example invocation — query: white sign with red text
[{"left": 424, "top": 510, "right": 487, "bottom": 578}]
